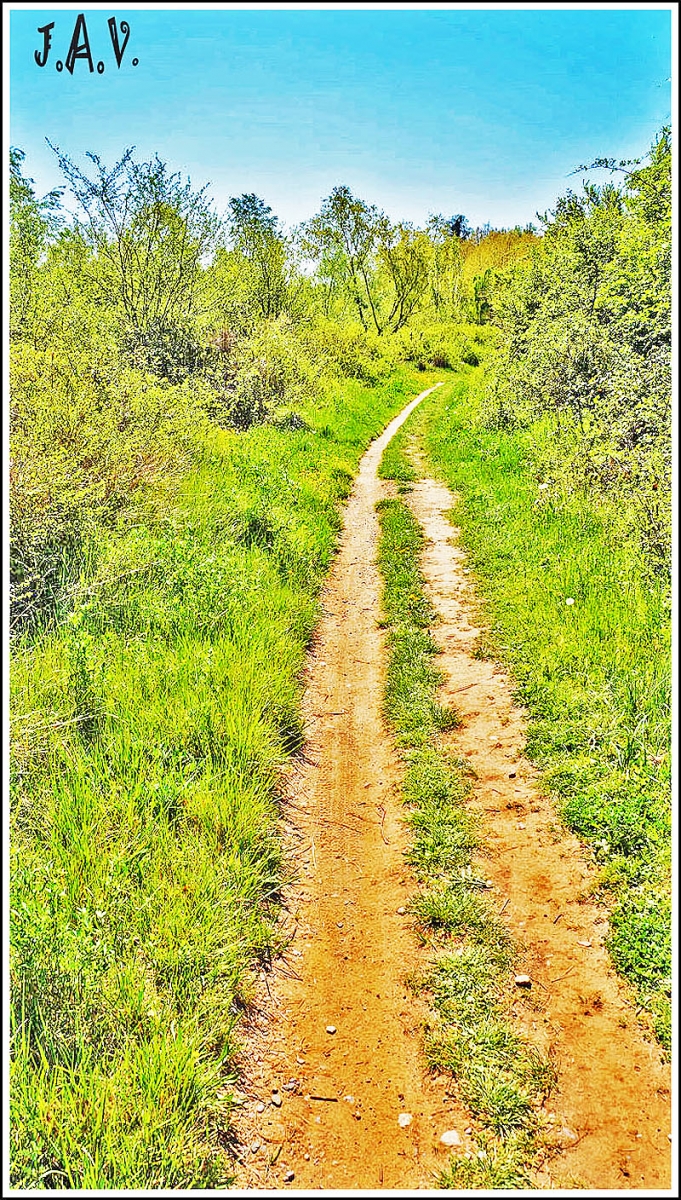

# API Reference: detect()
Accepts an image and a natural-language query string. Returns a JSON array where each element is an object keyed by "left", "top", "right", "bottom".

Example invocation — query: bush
[{"left": 482, "top": 128, "right": 671, "bottom": 575}]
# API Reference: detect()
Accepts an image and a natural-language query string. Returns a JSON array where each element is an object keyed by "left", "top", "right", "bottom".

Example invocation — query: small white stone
[
  {"left": 440, "top": 1129, "right": 461, "bottom": 1146},
  {"left": 566, "top": 597, "right": 575, "bottom": 606},
  {"left": 398, "top": 1113, "right": 413, "bottom": 1128},
  {"left": 326, "top": 1025, "right": 336, "bottom": 1034},
  {"left": 397, "top": 906, "right": 406, "bottom": 915}
]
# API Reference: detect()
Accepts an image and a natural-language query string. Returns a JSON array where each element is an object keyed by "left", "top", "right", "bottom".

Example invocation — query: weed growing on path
[{"left": 376, "top": 489, "right": 556, "bottom": 1187}]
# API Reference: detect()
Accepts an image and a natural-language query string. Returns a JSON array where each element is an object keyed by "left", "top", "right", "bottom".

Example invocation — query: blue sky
[{"left": 9, "top": 4, "right": 673, "bottom": 230}]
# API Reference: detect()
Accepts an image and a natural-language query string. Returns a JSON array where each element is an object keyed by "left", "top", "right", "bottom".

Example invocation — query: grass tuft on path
[{"left": 376, "top": 485, "right": 556, "bottom": 1188}]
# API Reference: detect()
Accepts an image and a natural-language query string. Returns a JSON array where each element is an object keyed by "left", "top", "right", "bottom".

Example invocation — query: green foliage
[
  {"left": 46, "top": 145, "right": 221, "bottom": 379},
  {"left": 10, "top": 338, "right": 209, "bottom": 635},
  {"left": 484, "top": 128, "right": 671, "bottom": 573},
  {"left": 302, "top": 184, "right": 387, "bottom": 332},
  {"left": 301, "top": 187, "right": 532, "bottom": 334},
  {"left": 227, "top": 193, "right": 293, "bottom": 321},
  {"left": 9, "top": 147, "right": 64, "bottom": 337}
]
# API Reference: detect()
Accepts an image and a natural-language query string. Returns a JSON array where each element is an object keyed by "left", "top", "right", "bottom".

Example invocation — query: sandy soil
[{"left": 229, "top": 391, "right": 672, "bottom": 1193}]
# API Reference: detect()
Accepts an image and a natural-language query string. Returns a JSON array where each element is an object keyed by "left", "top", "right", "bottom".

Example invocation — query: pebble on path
[
  {"left": 398, "top": 1112, "right": 413, "bottom": 1127},
  {"left": 326, "top": 1025, "right": 336, "bottom": 1034},
  {"left": 440, "top": 1129, "right": 462, "bottom": 1146}
]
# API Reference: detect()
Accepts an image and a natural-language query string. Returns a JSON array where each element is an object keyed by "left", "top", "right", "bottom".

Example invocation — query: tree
[
  {"left": 227, "top": 193, "right": 289, "bottom": 320},
  {"left": 303, "top": 186, "right": 385, "bottom": 333},
  {"left": 378, "top": 223, "right": 431, "bottom": 332},
  {"left": 426, "top": 215, "right": 464, "bottom": 317},
  {"left": 47, "top": 144, "right": 221, "bottom": 363},
  {"left": 445, "top": 213, "right": 472, "bottom": 240},
  {"left": 9, "top": 147, "right": 63, "bottom": 337}
]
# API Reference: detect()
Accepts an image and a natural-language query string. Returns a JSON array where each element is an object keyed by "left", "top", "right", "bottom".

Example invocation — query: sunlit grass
[{"left": 9, "top": 367, "right": 429, "bottom": 1188}]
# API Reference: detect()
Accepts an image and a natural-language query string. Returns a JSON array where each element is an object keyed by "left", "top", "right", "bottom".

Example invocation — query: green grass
[
  {"left": 375, "top": 487, "right": 557, "bottom": 1188},
  {"left": 402, "top": 367, "right": 671, "bottom": 1051},
  {"left": 377, "top": 434, "right": 417, "bottom": 491},
  {"left": 9, "top": 366, "right": 435, "bottom": 1189}
]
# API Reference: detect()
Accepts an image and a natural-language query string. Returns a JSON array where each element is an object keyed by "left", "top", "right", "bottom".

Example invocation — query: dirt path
[
  {"left": 230, "top": 392, "right": 672, "bottom": 1192},
  {"left": 406, "top": 470, "right": 672, "bottom": 1191},
  {"left": 230, "top": 384, "right": 463, "bottom": 1190}
]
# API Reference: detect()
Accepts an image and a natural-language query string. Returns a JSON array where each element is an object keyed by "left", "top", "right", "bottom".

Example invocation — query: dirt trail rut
[
  {"left": 231, "top": 385, "right": 457, "bottom": 1190},
  {"left": 406, "top": 471, "right": 672, "bottom": 1191},
  {"left": 230, "top": 393, "right": 672, "bottom": 1192}
]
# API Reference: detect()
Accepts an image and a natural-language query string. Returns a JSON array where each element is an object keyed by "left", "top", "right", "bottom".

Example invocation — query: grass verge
[
  {"left": 376, "top": 486, "right": 557, "bottom": 1189},
  {"left": 407, "top": 369, "right": 671, "bottom": 1052},
  {"left": 9, "top": 367, "right": 435, "bottom": 1189}
]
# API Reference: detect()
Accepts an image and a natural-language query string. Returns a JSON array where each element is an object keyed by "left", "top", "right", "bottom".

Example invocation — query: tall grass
[{"left": 9, "top": 368, "right": 429, "bottom": 1188}]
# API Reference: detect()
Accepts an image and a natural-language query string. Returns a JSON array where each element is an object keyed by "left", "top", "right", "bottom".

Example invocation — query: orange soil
[
  {"left": 229, "top": 392, "right": 672, "bottom": 1192},
  {"left": 406, "top": 471, "right": 672, "bottom": 1191}
]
